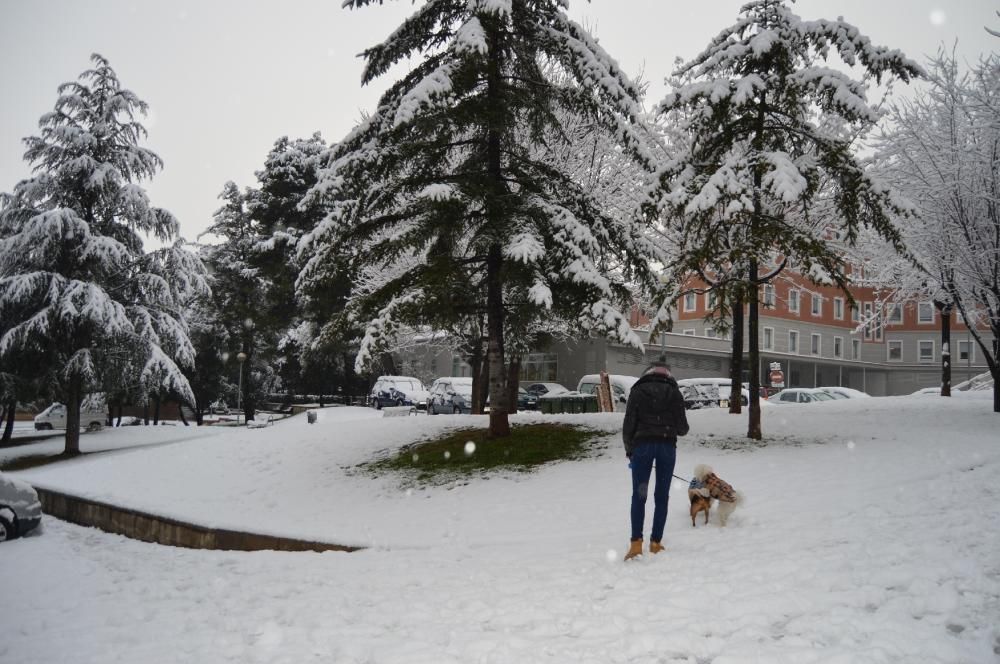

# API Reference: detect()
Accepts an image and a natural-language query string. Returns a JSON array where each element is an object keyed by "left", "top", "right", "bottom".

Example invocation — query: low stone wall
[{"left": 35, "top": 486, "right": 362, "bottom": 553}]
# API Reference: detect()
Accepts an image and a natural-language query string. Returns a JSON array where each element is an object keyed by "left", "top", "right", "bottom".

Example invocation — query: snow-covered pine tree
[
  {"left": 647, "top": 0, "right": 921, "bottom": 439},
  {"left": 0, "top": 54, "right": 205, "bottom": 453},
  {"left": 299, "top": 0, "right": 663, "bottom": 436},
  {"left": 872, "top": 50, "right": 1000, "bottom": 412},
  {"left": 200, "top": 182, "right": 264, "bottom": 421}
]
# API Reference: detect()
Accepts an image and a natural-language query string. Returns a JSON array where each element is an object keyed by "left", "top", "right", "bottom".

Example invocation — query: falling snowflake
[{"left": 464, "top": 441, "right": 476, "bottom": 457}]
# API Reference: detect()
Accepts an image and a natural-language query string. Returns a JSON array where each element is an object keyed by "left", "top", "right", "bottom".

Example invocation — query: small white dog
[{"left": 690, "top": 464, "right": 745, "bottom": 526}]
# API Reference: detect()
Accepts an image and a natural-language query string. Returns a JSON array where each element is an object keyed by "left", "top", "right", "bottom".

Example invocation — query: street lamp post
[{"left": 237, "top": 351, "right": 247, "bottom": 425}]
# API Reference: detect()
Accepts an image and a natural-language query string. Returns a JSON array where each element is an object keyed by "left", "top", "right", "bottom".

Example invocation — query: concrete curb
[{"left": 34, "top": 486, "right": 363, "bottom": 553}]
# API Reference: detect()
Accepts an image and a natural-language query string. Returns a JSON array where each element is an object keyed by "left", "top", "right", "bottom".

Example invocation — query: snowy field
[{"left": 2, "top": 396, "right": 999, "bottom": 663}]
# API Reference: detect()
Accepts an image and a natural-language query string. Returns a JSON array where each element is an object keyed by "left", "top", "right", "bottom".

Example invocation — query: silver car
[{"left": 0, "top": 473, "right": 43, "bottom": 541}]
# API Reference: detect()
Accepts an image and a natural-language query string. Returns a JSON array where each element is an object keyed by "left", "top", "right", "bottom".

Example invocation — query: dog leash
[{"left": 673, "top": 473, "right": 690, "bottom": 483}]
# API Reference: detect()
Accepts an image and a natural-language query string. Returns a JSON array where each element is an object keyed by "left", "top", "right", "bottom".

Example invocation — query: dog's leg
[{"left": 704, "top": 506, "right": 709, "bottom": 525}]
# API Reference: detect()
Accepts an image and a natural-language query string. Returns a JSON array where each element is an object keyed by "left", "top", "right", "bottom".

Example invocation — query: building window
[
  {"left": 918, "top": 302, "right": 934, "bottom": 324},
  {"left": 763, "top": 284, "right": 776, "bottom": 308},
  {"left": 887, "top": 340, "right": 903, "bottom": 362},
  {"left": 833, "top": 297, "right": 844, "bottom": 320},
  {"left": 851, "top": 305, "right": 860, "bottom": 323},
  {"left": 789, "top": 330, "right": 799, "bottom": 354},
  {"left": 811, "top": 294, "right": 822, "bottom": 317},
  {"left": 919, "top": 340, "right": 935, "bottom": 363},
  {"left": 683, "top": 292, "right": 697, "bottom": 312},
  {"left": 887, "top": 303, "right": 903, "bottom": 324},
  {"left": 705, "top": 291, "right": 718, "bottom": 311},
  {"left": 811, "top": 333, "right": 821, "bottom": 355},
  {"left": 520, "top": 353, "right": 558, "bottom": 382},
  {"left": 863, "top": 302, "right": 873, "bottom": 340},
  {"left": 682, "top": 329, "right": 696, "bottom": 336},
  {"left": 958, "top": 340, "right": 974, "bottom": 362},
  {"left": 834, "top": 336, "right": 843, "bottom": 358},
  {"left": 763, "top": 327, "right": 774, "bottom": 350},
  {"left": 852, "top": 339, "right": 861, "bottom": 360},
  {"left": 788, "top": 289, "right": 800, "bottom": 314},
  {"left": 705, "top": 328, "right": 718, "bottom": 338}
]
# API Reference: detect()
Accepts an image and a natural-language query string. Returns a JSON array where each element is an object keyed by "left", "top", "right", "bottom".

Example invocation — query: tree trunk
[
  {"left": 506, "top": 356, "right": 522, "bottom": 415},
  {"left": 115, "top": 402, "right": 123, "bottom": 427},
  {"left": 65, "top": 378, "right": 82, "bottom": 455},
  {"left": 468, "top": 335, "right": 485, "bottom": 415},
  {"left": 486, "top": 244, "right": 509, "bottom": 437},
  {"left": 243, "top": 347, "right": 256, "bottom": 422},
  {"left": 937, "top": 302, "right": 952, "bottom": 397},
  {"left": 747, "top": 268, "right": 762, "bottom": 440},
  {"left": 1, "top": 399, "right": 15, "bottom": 445},
  {"left": 729, "top": 290, "right": 745, "bottom": 415},
  {"left": 153, "top": 394, "right": 161, "bottom": 425},
  {"left": 484, "top": 16, "right": 509, "bottom": 438},
  {"left": 143, "top": 399, "right": 149, "bottom": 425},
  {"left": 475, "top": 349, "right": 490, "bottom": 415},
  {"left": 178, "top": 403, "right": 189, "bottom": 426}
]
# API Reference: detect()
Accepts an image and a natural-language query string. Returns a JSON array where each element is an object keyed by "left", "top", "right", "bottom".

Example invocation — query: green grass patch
[
  {"left": 0, "top": 451, "right": 82, "bottom": 471},
  {"left": 363, "top": 423, "right": 607, "bottom": 485}
]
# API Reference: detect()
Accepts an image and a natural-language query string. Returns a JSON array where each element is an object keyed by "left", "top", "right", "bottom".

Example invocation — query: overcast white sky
[{"left": 1, "top": 0, "right": 997, "bottom": 244}]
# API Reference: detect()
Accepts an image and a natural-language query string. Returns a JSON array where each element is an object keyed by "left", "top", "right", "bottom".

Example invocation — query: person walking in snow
[{"left": 621, "top": 358, "right": 689, "bottom": 560}]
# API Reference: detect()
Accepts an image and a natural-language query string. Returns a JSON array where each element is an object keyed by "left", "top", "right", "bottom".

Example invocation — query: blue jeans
[{"left": 630, "top": 440, "right": 677, "bottom": 542}]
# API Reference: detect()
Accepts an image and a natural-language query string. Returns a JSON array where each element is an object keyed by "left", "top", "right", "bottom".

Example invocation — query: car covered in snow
[
  {"left": 771, "top": 387, "right": 837, "bottom": 404},
  {"left": 575, "top": 374, "right": 638, "bottom": 407},
  {"left": 524, "top": 382, "right": 570, "bottom": 398},
  {"left": 817, "top": 386, "right": 871, "bottom": 399},
  {"left": 369, "top": 376, "right": 430, "bottom": 410},
  {"left": 676, "top": 377, "right": 750, "bottom": 409},
  {"left": 34, "top": 401, "right": 106, "bottom": 431},
  {"left": 428, "top": 377, "right": 474, "bottom": 414},
  {"left": 0, "top": 473, "right": 43, "bottom": 541}
]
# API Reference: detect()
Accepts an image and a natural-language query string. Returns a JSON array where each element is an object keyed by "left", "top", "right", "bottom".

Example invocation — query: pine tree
[
  {"left": 0, "top": 54, "right": 206, "bottom": 453},
  {"left": 299, "top": 0, "right": 663, "bottom": 436},
  {"left": 200, "top": 182, "right": 263, "bottom": 421},
  {"left": 647, "top": 0, "right": 921, "bottom": 439}
]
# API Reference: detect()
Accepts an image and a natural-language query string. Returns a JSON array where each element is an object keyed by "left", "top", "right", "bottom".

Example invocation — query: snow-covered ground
[{"left": 2, "top": 396, "right": 999, "bottom": 663}]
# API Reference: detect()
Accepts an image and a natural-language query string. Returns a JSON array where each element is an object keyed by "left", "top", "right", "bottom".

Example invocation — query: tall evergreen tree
[
  {"left": 201, "top": 182, "right": 264, "bottom": 421},
  {"left": 647, "top": 0, "right": 921, "bottom": 439},
  {"left": 0, "top": 54, "right": 205, "bottom": 453},
  {"left": 299, "top": 0, "right": 663, "bottom": 436}
]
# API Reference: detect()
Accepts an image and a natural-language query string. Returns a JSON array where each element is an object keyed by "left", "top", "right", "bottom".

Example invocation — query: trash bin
[
  {"left": 307, "top": 410, "right": 317, "bottom": 424},
  {"left": 584, "top": 396, "right": 600, "bottom": 413},
  {"left": 539, "top": 397, "right": 556, "bottom": 414}
]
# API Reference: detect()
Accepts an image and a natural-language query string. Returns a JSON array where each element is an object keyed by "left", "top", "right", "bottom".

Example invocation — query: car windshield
[{"left": 392, "top": 380, "right": 422, "bottom": 391}]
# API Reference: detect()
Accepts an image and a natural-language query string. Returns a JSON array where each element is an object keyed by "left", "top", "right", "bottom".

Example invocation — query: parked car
[
  {"left": 34, "top": 402, "right": 106, "bottom": 432},
  {"left": 676, "top": 378, "right": 750, "bottom": 409},
  {"left": 370, "top": 376, "right": 430, "bottom": 410},
  {"left": 576, "top": 374, "right": 639, "bottom": 407},
  {"left": 0, "top": 473, "right": 43, "bottom": 541},
  {"left": 524, "top": 382, "right": 570, "bottom": 398},
  {"left": 517, "top": 387, "right": 539, "bottom": 410},
  {"left": 428, "top": 377, "right": 474, "bottom": 414},
  {"left": 818, "top": 386, "right": 871, "bottom": 399},
  {"left": 771, "top": 387, "right": 838, "bottom": 404}
]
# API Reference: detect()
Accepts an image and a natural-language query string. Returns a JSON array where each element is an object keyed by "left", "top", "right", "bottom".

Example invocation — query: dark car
[
  {"left": 517, "top": 387, "right": 539, "bottom": 410},
  {"left": 0, "top": 473, "right": 43, "bottom": 541},
  {"left": 524, "top": 382, "right": 569, "bottom": 398}
]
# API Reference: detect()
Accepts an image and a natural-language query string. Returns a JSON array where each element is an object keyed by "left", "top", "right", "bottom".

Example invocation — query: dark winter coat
[{"left": 622, "top": 373, "right": 689, "bottom": 457}]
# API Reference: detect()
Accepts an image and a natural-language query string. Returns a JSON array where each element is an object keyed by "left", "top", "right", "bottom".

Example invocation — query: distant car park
[{"left": 428, "top": 377, "right": 474, "bottom": 414}]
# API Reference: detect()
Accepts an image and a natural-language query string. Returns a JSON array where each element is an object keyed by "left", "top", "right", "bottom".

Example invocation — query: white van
[
  {"left": 576, "top": 374, "right": 639, "bottom": 408},
  {"left": 34, "top": 402, "right": 106, "bottom": 432}
]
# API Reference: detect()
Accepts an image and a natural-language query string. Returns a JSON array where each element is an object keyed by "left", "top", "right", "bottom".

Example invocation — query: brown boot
[
  {"left": 624, "top": 538, "right": 643, "bottom": 561},
  {"left": 649, "top": 540, "right": 665, "bottom": 554}
]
